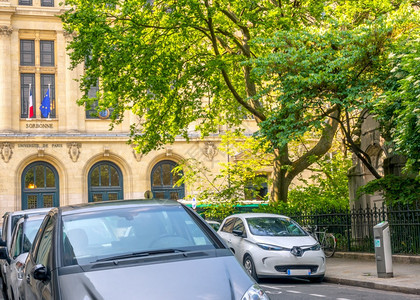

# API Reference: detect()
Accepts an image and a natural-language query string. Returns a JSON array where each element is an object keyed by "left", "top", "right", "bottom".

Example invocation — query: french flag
[{"left": 28, "top": 85, "right": 34, "bottom": 119}]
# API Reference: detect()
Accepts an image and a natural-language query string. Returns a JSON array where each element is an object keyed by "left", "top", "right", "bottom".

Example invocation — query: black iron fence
[
  {"left": 287, "top": 203, "right": 420, "bottom": 255},
  {"left": 195, "top": 202, "right": 420, "bottom": 254}
]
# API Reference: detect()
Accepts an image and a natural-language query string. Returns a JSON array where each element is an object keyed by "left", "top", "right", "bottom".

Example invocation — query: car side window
[
  {"left": 2, "top": 215, "right": 9, "bottom": 242},
  {"left": 34, "top": 216, "right": 54, "bottom": 267},
  {"left": 10, "top": 223, "right": 23, "bottom": 259},
  {"left": 221, "top": 218, "right": 236, "bottom": 233},
  {"left": 233, "top": 219, "right": 246, "bottom": 237}
]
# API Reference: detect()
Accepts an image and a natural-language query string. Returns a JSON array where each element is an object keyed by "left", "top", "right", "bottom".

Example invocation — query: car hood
[
  {"left": 250, "top": 235, "right": 318, "bottom": 248},
  {"left": 58, "top": 255, "right": 254, "bottom": 300}
]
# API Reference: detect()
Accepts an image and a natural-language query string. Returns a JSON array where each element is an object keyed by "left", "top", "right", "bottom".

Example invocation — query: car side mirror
[
  {"left": 32, "top": 264, "right": 50, "bottom": 282},
  {"left": 232, "top": 229, "right": 244, "bottom": 237},
  {"left": 0, "top": 246, "right": 10, "bottom": 264}
]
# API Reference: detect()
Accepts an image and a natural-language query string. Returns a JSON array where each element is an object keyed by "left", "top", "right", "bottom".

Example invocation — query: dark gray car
[{"left": 20, "top": 199, "right": 269, "bottom": 300}]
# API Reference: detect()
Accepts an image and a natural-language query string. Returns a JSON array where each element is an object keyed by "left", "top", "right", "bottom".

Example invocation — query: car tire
[
  {"left": 243, "top": 255, "right": 259, "bottom": 282},
  {"left": 309, "top": 275, "right": 324, "bottom": 283}
]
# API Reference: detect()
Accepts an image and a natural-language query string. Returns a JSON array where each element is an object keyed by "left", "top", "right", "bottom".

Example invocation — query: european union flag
[{"left": 40, "top": 88, "right": 51, "bottom": 118}]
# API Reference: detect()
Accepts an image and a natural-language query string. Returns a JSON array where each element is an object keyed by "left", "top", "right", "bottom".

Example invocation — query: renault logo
[{"left": 291, "top": 246, "right": 303, "bottom": 257}]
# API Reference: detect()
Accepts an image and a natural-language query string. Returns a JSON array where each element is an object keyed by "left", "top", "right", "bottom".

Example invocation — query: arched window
[
  {"left": 151, "top": 160, "right": 184, "bottom": 200},
  {"left": 88, "top": 161, "right": 123, "bottom": 202},
  {"left": 22, "top": 162, "right": 59, "bottom": 209}
]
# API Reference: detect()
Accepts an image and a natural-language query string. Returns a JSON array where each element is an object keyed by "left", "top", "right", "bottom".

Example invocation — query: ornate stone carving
[
  {"left": 0, "top": 143, "right": 13, "bottom": 163},
  {"left": 103, "top": 146, "right": 110, "bottom": 157},
  {"left": 37, "top": 147, "right": 45, "bottom": 157},
  {"left": 166, "top": 146, "right": 173, "bottom": 156},
  {"left": 67, "top": 142, "right": 81, "bottom": 162},
  {"left": 0, "top": 26, "right": 13, "bottom": 36},
  {"left": 202, "top": 142, "right": 218, "bottom": 161}
]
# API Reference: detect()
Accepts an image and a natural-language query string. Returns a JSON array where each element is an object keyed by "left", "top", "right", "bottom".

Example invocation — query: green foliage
[
  {"left": 373, "top": 29, "right": 420, "bottom": 176},
  {"left": 61, "top": 0, "right": 420, "bottom": 202},
  {"left": 173, "top": 131, "right": 271, "bottom": 220},
  {"left": 256, "top": 152, "right": 351, "bottom": 214},
  {"left": 357, "top": 175, "right": 420, "bottom": 206}
]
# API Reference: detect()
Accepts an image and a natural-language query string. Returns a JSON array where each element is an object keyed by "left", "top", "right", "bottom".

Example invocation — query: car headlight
[
  {"left": 257, "top": 243, "right": 287, "bottom": 251},
  {"left": 242, "top": 284, "right": 270, "bottom": 300},
  {"left": 309, "top": 243, "right": 321, "bottom": 251}
]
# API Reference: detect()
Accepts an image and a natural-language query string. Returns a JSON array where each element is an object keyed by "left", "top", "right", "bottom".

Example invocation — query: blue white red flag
[{"left": 28, "top": 85, "right": 34, "bottom": 118}]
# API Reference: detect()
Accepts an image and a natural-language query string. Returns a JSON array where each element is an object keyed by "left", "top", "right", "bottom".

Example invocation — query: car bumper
[{"left": 252, "top": 250, "right": 326, "bottom": 278}]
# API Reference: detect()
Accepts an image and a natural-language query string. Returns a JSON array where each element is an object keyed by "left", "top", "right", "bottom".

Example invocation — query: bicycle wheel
[{"left": 322, "top": 233, "right": 336, "bottom": 258}]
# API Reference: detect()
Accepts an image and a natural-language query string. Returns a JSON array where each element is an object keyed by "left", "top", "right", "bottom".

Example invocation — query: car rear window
[{"left": 62, "top": 205, "right": 219, "bottom": 266}]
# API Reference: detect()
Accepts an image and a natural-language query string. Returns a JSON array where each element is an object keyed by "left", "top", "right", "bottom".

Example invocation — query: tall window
[
  {"left": 20, "top": 36, "right": 56, "bottom": 119},
  {"left": 20, "top": 40, "right": 35, "bottom": 66},
  {"left": 40, "top": 41, "right": 54, "bottom": 66},
  {"left": 21, "top": 74, "right": 36, "bottom": 119},
  {"left": 85, "top": 81, "right": 113, "bottom": 119},
  {"left": 41, "top": 74, "right": 56, "bottom": 118}
]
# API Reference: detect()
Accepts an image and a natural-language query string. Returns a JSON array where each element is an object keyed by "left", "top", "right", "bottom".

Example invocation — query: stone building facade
[
  {"left": 347, "top": 110, "right": 406, "bottom": 208},
  {"left": 0, "top": 1, "right": 260, "bottom": 216}
]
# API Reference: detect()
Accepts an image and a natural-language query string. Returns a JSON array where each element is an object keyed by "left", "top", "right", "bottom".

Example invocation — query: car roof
[
  {"left": 3, "top": 207, "right": 52, "bottom": 218},
  {"left": 59, "top": 199, "right": 183, "bottom": 216},
  {"left": 226, "top": 213, "right": 290, "bottom": 219},
  {"left": 15, "top": 213, "right": 48, "bottom": 225}
]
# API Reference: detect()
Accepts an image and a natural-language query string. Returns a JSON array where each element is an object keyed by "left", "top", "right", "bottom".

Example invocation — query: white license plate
[{"left": 287, "top": 269, "right": 311, "bottom": 275}]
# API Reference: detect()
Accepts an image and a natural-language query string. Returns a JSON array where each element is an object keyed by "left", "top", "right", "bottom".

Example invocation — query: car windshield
[
  {"left": 246, "top": 217, "right": 307, "bottom": 237},
  {"left": 62, "top": 205, "right": 218, "bottom": 266}
]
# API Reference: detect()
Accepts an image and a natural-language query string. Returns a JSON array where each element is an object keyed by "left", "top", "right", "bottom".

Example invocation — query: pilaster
[{"left": 0, "top": 25, "right": 13, "bottom": 132}]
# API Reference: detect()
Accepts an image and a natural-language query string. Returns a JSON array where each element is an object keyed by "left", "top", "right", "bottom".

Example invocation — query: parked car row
[
  {"left": 209, "top": 213, "right": 326, "bottom": 283},
  {"left": 1, "top": 200, "right": 269, "bottom": 300},
  {"left": 0, "top": 207, "right": 51, "bottom": 299}
]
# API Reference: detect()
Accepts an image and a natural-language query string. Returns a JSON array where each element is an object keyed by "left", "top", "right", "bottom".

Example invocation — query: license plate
[{"left": 287, "top": 269, "right": 311, "bottom": 275}]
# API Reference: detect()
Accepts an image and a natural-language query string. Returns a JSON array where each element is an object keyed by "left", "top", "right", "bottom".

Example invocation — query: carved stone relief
[
  {"left": 0, "top": 26, "right": 13, "bottom": 36},
  {"left": 68, "top": 142, "right": 81, "bottom": 162},
  {"left": 202, "top": 142, "right": 218, "bottom": 161},
  {"left": 103, "top": 146, "right": 110, "bottom": 157},
  {"left": 166, "top": 146, "right": 173, "bottom": 156},
  {"left": 0, "top": 143, "right": 13, "bottom": 163}
]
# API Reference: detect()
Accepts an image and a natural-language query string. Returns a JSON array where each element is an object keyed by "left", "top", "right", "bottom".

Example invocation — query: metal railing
[{"left": 287, "top": 203, "right": 420, "bottom": 255}]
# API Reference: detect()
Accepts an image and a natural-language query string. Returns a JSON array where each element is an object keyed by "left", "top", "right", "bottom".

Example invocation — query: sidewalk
[{"left": 325, "top": 252, "right": 420, "bottom": 295}]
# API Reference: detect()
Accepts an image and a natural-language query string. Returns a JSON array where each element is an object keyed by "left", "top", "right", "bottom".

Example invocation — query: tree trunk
[
  {"left": 270, "top": 109, "right": 340, "bottom": 203},
  {"left": 271, "top": 147, "right": 292, "bottom": 203}
]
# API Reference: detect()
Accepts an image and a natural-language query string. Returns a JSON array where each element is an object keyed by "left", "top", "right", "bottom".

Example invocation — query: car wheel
[
  {"left": 243, "top": 255, "right": 259, "bottom": 282},
  {"left": 309, "top": 275, "right": 324, "bottom": 283}
]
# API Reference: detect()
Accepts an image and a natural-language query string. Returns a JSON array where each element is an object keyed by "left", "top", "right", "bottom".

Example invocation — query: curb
[
  {"left": 324, "top": 276, "right": 420, "bottom": 295},
  {"left": 333, "top": 252, "right": 420, "bottom": 264}
]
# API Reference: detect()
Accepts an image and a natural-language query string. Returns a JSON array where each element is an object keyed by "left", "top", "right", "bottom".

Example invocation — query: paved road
[{"left": 259, "top": 278, "right": 419, "bottom": 300}]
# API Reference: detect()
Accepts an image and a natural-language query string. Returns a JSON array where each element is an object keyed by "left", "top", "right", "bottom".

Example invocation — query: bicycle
[{"left": 304, "top": 225, "right": 337, "bottom": 258}]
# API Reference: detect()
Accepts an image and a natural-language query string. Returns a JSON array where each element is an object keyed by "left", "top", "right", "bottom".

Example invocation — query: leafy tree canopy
[{"left": 61, "top": 0, "right": 420, "bottom": 201}]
